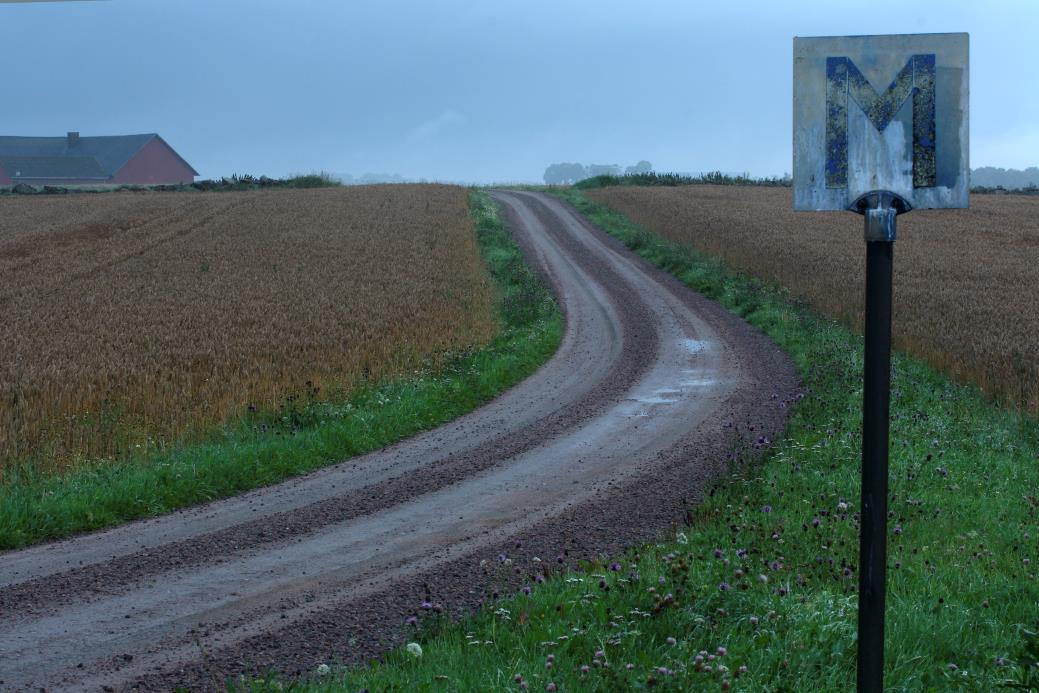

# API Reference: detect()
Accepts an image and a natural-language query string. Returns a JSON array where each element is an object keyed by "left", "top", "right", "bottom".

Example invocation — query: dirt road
[{"left": 0, "top": 191, "right": 799, "bottom": 691}]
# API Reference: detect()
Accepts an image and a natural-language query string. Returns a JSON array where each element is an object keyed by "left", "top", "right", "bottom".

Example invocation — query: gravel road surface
[{"left": 0, "top": 191, "right": 799, "bottom": 691}]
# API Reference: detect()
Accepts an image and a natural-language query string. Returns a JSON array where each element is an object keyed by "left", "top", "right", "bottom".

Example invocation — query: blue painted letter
[{"left": 825, "top": 54, "right": 936, "bottom": 189}]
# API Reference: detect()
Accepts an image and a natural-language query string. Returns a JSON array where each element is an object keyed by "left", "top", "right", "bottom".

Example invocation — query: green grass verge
[
  {"left": 0, "top": 191, "right": 562, "bottom": 549},
  {"left": 255, "top": 189, "right": 1039, "bottom": 692}
]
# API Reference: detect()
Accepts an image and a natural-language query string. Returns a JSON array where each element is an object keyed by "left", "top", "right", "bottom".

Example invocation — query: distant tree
[
  {"left": 971, "top": 166, "right": 1039, "bottom": 189},
  {"left": 544, "top": 163, "right": 588, "bottom": 185},
  {"left": 586, "top": 163, "right": 622, "bottom": 178},
  {"left": 358, "top": 172, "right": 410, "bottom": 184},
  {"left": 624, "top": 160, "right": 653, "bottom": 175}
]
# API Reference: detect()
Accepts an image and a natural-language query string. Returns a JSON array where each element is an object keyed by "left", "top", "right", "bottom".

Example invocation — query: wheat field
[
  {"left": 587, "top": 185, "right": 1039, "bottom": 414},
  {"left": 0, "top": 185, "right": 497, "bottom": 474}
]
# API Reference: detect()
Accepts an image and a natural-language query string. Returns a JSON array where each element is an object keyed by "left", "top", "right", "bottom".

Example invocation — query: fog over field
[{"left": 0, "top": 0, "right": 1036, "bottom": 182}]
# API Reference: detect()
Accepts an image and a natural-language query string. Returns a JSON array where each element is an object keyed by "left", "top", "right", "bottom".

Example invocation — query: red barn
[{"left": 0, "top": 132, "right": 198, "bottom": 186}]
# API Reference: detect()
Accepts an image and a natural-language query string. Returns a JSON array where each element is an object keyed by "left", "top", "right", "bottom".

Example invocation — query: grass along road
[
  {"left": 0, "top": 191, "right": 562, "bottom": 548},
  {"left": 263, "top": 189, "right": 1039, "bottom": 692}
]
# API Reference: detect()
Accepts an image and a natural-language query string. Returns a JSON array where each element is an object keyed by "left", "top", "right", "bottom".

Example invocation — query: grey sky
[{"left": 1, "top": 0, "right": 1035, "bottom": 182}]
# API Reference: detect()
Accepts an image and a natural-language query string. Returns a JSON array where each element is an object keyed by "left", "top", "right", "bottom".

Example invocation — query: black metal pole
[{"left": 857, "top": 219, "right": 895, "bottom": 692}]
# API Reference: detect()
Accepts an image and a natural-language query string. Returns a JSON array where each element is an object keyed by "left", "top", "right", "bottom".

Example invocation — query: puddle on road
[
  {"left": 678, "top": 368, "right": 716, "bottom": 389},
  {"left": 624, "top": 343, "right": 716, "bottom": 416},
  {"left": 680, "top": 338, "right": 708, "bottom": 353},
  {"left": 633, "top": 395, "right": 679, "bottom": 405}
]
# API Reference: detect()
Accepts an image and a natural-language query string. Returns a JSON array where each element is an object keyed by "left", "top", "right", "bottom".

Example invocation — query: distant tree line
[
  {"left": 544, "top": 160, "right": 653, "bottom": 185},
  {"left": 549, "top": 164, "right": 1039, "bottom": 194},
  {"left": 1, "top": 172, "right": 341, "bottom": 196},
  {"left": 574, "top": 170, "right": 793, "bottom": 190},
  {"left": 971, "top": 167, "right": 1039, "bottom": 190},
  {"left": 337, "top": 172, "right": 414, "bottom": 185}
]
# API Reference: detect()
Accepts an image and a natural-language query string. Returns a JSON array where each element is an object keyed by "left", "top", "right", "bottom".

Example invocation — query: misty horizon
[{"left": 1, "top": 1, "right": 1036, "bottom": 183}]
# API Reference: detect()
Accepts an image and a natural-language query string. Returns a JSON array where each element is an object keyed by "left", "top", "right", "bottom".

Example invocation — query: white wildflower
[{"left": 406, "top": 642, "right": 423, "bottom": 658}]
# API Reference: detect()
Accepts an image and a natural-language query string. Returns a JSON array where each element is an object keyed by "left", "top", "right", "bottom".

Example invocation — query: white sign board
[{"left": 793, "top": 33, "right": 969, "bottom": 211}]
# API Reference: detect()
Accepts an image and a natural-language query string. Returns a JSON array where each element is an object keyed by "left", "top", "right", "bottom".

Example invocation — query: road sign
[
  {"left": 793, "top": 33, "right": 969, "bottom": 212},
  {"left": 792, "top": 32, "right": 969, "bottom": 693}
]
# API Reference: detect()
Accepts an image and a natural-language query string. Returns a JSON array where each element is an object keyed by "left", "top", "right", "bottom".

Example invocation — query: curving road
[{"left": 0, "top": 191, "right": 799, "bottom": 691}]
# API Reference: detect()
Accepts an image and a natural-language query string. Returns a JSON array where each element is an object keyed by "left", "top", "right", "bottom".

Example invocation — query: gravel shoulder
[{"left": 0, "top": 191, "right": 799, "bottom": 691}]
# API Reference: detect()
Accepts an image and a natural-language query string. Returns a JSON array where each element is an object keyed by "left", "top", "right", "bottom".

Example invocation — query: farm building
[{"left": 0, "top": 132, "right": 198, "bottom": 186}]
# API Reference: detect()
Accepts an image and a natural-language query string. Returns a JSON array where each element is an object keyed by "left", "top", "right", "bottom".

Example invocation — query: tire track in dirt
[{"left": 0, "top": 197, "right": 244, "bottom": 307}]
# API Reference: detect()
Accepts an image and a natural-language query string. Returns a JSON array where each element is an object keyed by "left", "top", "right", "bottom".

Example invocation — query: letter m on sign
[{"left": 825, "top": 54, "right": 936, "bottom": 189}]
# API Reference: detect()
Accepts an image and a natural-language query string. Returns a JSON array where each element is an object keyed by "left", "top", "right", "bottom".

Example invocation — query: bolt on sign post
[{"left": 793, "top": 33, "right": 969, "bottom": 692}]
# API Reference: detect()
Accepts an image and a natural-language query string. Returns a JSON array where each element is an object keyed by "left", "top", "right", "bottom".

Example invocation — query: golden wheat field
[
  {"left": 0, "top": 185, "right": 497, "bottom": 474},
  {"left": 587, "top": 185, "right": 1039, "bottom": 414}
]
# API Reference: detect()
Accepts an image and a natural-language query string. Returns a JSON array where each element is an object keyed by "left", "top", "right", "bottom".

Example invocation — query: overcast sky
[{"left": 1, "top": 0, "right": 1036, "bottom": 182}]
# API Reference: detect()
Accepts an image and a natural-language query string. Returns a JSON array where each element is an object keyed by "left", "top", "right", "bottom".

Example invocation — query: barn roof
[{"left": 0, "top": 133, "right": 199, "bottom": 180}]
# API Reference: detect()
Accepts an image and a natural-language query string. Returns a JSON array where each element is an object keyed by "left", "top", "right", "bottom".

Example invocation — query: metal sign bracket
[{"left": 851, "top": 190, "right": 911, "bottom": 242}]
